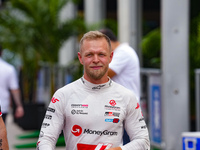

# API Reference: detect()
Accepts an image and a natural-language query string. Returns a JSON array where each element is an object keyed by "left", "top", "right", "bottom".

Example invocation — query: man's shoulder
[
  {"left": 112, "top": 81, "right": 134, "bottom": 94},
  {"left": 115, "top": 43, "right": 138, "bottom": 58},
  {"left": 57, "top": 78, "right": 81, "bottom": 92},
  {"left": 0, "top": 58, "right": 14, "bottom": 67},
  {"left": 0, "top": 58, "right": 15, "bottom": 73},
  {"left": 111, "top": 81, "right": 138, "bottom": 102}
]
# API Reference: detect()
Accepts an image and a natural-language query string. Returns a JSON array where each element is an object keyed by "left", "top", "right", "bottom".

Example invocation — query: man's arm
[
  {"left": 10, "top": 89, "right": 24, "bottom": 118},
  {"left": 37, "top": 91, "right": 65, "bottom": 149},
  {"left": 0, "top": 117, "right": 9, "bottom": 150},
  {"left": 122, "top": 96, "right": 150, "bottom": 149}
]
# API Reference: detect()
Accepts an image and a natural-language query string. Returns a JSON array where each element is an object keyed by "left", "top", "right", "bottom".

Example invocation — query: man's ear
[
  {"left": 109, "top": 51, "right": 114, "bottom": 63},
  {"left": 78, "top": 52, "right": 83, "bottom": 65}
]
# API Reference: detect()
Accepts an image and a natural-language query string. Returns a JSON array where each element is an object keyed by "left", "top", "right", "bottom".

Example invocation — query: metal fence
[{"left": 195, "top": 69, "right": 200, "bottom": 131}]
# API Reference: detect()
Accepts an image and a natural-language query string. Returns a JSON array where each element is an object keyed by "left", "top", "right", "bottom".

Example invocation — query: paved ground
[{"left": 6, "top": 113, "right": 65, "bottom": 150}]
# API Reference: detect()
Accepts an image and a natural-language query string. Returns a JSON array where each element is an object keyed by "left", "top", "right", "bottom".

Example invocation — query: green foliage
[
  {"left": 141, "top": 28, "right": 161, "bottom": 68},
  {"left": 0, "top": 0, "right": 86, "bottom": 63},
  {"left": 67, "top": 58, "right": 83, "bottom": 81},
  {"left": 103, "top": 19, "right": 118, "bottom": 36},
  {"left": 0, "top": 0, "right": 86, "bottom": 102},
  {"left": 141, "top": 13, "right": 200, "bottom": 118},
  {"left": 189, "top": 13, "right": 200, "bottom": 117},
  {"left": 190, "top": 13, "right": 200, "bottom": 69}
]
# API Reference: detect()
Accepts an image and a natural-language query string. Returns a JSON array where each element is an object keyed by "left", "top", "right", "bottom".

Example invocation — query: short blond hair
[{"left": 79, "top": 31, "right": 111, "bottom": 53}]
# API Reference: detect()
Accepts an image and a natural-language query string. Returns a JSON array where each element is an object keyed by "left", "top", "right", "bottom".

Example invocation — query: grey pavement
[{"left": 6, "top": 113, "right": 65, "bottom": 150}]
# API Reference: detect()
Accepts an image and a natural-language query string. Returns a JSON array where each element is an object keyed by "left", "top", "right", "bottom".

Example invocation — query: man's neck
[{"left": 83, "top": 75, "right": 109, "bottom": 84}]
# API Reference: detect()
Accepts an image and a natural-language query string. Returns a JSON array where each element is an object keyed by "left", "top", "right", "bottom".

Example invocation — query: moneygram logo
[
  {"left": 83, "top": 129, "right": 117, "bottom": 136},
  {"left": 71, "top": 125, "right": 118, "bottom": 137},
  {"left": 71, "top": 125, "right": 82, "bottom": 136}
]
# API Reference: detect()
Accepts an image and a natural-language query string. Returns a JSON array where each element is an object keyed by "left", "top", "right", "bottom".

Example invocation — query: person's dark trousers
[
  {"left": 123, "top": 129, "right": 130, "bottom": 144},
  {"left": 2, "top": 113, "right": 7, "bottom": 124}
]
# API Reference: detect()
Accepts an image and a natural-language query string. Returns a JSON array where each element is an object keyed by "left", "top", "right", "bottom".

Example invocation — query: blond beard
[{"left": 85, "top": 66, "right": 108, "bottom": 80}]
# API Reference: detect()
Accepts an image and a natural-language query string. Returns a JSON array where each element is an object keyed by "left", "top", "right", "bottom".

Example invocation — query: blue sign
[{"left": 151, "top": 85, "right": 162, "bottom": 144}]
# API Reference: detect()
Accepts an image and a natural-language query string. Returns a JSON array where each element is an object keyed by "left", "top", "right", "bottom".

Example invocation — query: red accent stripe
[{"left": 77, "top": 143, "right": 107, "bottom": 150}]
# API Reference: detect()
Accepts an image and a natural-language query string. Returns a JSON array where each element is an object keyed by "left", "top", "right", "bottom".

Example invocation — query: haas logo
[
  {"left": 71, "top": 125, "right": 82, "bottom": 136},
  {"left": 109, "top": 100, "right": 116, "bottom": 106}
]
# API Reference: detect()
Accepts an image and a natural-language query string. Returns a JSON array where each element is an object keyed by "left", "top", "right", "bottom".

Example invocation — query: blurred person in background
[
  {"left": 0, "top": 45, "right": 24, "bottom": 123},
  {"left": 99, "top": 28, "right": 141, "bottom": 102},
  {"left": 37, "top": 31, "right": 150, "bottom": 150},
  {"left": 100, "top": 28, "right": 141, "bottom": 144},
  {"left": 0, "top": 105, "right": 9, "bottom": 149}
]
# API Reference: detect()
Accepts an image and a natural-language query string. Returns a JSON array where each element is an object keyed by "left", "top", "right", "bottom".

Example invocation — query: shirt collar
[{"left": 81, "top": 76, "right": 112, "bottom": 90}]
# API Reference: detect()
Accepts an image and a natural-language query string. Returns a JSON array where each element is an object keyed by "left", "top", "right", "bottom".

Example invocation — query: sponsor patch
[
  {"left": 113, "top": 118, "right": 120, "bottom": 123},
  {"left": 71, "top": 125, "right": 82, "bottom": 136},
  {"left": 105, "top": 105, "right": 120, "bottom": 111},
  {"left": 51, "top": 97, "right": 59, "bottom": 103},
  {"left": 109, "top": 100, "right": 116, "bottom": 106},
  {"left": 141, "top": 125, "right": 147, "bottom": 129},
  {"left": 139, "top": 117, "right": 145, "bottom": 122},
  {"left": 47, "top": 107, "right": 55, "bottom": 113},
  {"left": 42, "top": 123, "right": 50, "bottom": 128},
  {"left": 71, "top": 125, "right": 118, "bottom": 137},
  {"left": 105, "top": 118, "right": 120, "bottom": 123},
  {"left": 71, "top": 109, "right": 88, "bottom": 115},
  {"left": 71, "top": 104, "right": 88, "bottom": 108},
  {"left": 92, "top": 84, "right": 106, "bottom": 90},
  {"left": 84, "top": 129, "right": 117, "bottom": 136},
  {"left": 104, "top": 112, "right": 120, "bottom": 117}
]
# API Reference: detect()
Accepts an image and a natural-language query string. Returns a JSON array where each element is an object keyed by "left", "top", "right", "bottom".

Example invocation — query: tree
[
  {"left": 0, "top": 0, "right": 86, "bottom": 102},
  {"left": 141, "top": 13, "right": 200, "bottom": 130}
]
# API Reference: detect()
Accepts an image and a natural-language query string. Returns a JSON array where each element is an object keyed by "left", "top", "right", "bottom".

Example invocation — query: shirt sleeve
[
  {"left": 121, "top": 95, "right": 150, "bottom": 150},
  {"left": 37, "top": 90, "right": 65, "bottom": 150},
  {"left": 8, "top": 66, "right": 19, "bottom": 90},
  {"left": 109, "top": 49, "right": 129, "bottom": 74}
]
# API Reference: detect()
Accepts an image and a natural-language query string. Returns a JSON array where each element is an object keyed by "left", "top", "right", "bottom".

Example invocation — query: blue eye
[
  {"left": 86, "top": 54, "right": 92, "bottom": 57},
  {"left": 99, "top": 53, "right": 105, "bottom": 56}
]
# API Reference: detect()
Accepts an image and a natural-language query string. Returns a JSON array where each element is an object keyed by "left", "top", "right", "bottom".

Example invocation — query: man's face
[{"left": 78, "top": 38, "right": 113, "bottom": 82}]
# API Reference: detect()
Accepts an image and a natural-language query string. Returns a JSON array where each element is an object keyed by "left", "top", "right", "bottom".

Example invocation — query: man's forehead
[{"left": 80, "top": 38, "right": 111, "bottom": 53}]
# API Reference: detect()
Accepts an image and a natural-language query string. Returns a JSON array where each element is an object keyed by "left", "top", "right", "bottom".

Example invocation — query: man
[
  {"left": 37, "top": 31, "right": 150, "bottom": 150},
  {"left": 0, "top": 105, "right": 9, "bottom": 150},
  {"left": 100, "top": 28, "right": 141, "bottom": 102},
  {"left": 100, "top": 28, "right": 141, "bottom": 144},
  {"left": 0, "top": 45, "right": 24, "bottom": 122}
]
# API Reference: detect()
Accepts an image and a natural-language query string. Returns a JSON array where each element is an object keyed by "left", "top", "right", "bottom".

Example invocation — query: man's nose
[{"left": 93, "top": 55, "right": 99, "bottom": 63}]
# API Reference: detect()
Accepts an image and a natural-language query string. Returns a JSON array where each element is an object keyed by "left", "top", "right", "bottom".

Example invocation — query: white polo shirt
[
  {"left": 0, "top": 58, "right": 19, "bottom": 113},
  {"left": 109, "top": 43, "right": 141, "bottom": 102}
]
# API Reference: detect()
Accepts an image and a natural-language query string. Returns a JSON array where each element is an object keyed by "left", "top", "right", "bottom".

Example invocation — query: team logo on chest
[
  {"left": 109, "top": 99, "right": 116, "bottom": 106},
  {"left": 104, "top": 99, "right": 120, "bottom": 111}
]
